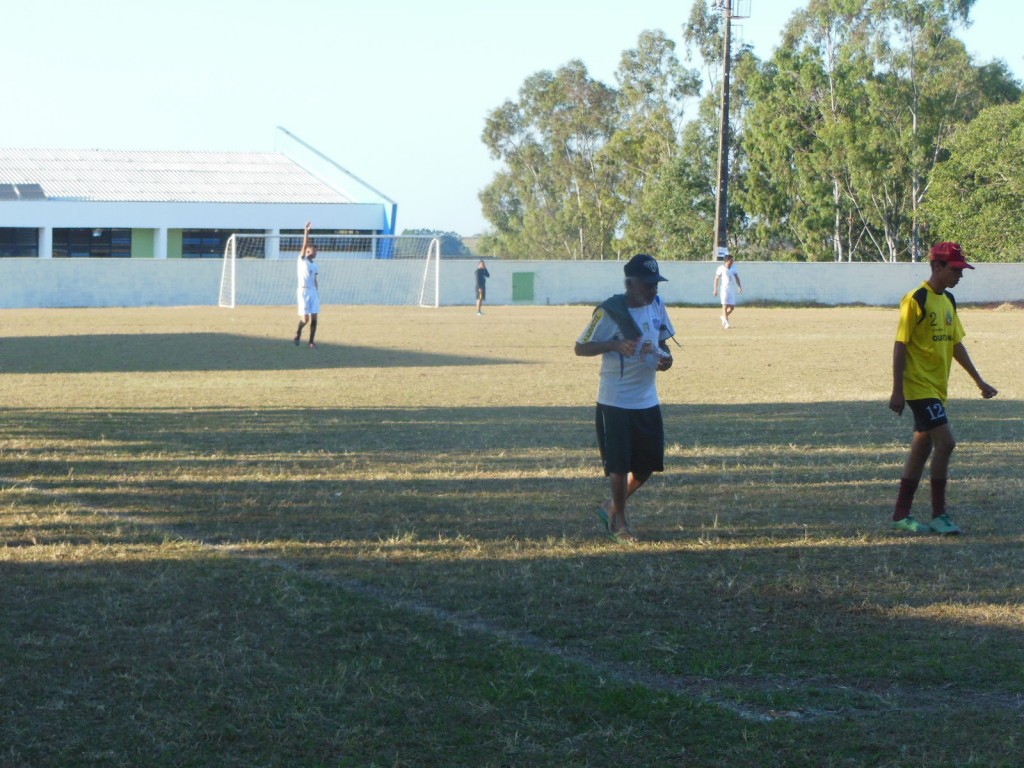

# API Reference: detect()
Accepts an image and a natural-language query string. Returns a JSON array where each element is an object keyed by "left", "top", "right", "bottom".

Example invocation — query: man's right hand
[
  {"left": 889, "top": 391, "right": 905, "bottom": 415},
  {"left": 614, "top": 338, "right": 638, "bottom": 356}
]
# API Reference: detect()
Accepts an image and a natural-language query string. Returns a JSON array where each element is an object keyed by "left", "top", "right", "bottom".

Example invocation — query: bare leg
[
  {"left": 308, "top": 313, "right": 318, "bottom": 346},
  {"left": 925, "top": 423, "right": 956, "bottom": 480},
  {"left": 721, "top": 304, "right": 733, "bottom": 327},
  {"left": 604, "top": 470, "right": 652, "bottom": 535},
  {"left": 901, "top": 430, "right": 934, "bottom": 482}
]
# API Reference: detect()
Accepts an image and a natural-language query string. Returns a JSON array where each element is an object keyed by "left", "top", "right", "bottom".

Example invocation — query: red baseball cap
[{"left": 929, "top": 241, "right": 974, "bottom": 269}]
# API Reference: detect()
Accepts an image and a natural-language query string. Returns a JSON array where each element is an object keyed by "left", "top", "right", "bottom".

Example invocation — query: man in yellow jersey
[{"left": 888, "top": 242, "right": 998, "bottom": 534}]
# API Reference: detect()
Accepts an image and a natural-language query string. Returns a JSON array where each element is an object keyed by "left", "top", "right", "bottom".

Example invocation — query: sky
[{"left": 2, "top": 0, "right": 1021, "bottom": 236}]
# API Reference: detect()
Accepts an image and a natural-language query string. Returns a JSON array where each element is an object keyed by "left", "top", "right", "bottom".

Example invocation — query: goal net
[{"left": 218, "top": 233, "right": 441, "bottom": 308}]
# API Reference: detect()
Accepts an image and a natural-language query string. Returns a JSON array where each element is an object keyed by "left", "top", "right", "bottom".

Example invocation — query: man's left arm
[
  {"left": 656, "top": 307, "right": 675, "bottom": 371},
  {"left": 953, "top": 343, "right": 997, "bottom": 399}
]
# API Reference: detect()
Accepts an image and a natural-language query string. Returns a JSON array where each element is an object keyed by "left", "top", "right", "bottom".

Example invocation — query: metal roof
[{"left": 0, "top": 148, "right": 355, "bottom": 204}]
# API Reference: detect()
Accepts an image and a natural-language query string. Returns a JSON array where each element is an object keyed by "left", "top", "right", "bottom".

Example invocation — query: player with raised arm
[{"left": 293, "top": 221, "right": 319, "bottom": 349}]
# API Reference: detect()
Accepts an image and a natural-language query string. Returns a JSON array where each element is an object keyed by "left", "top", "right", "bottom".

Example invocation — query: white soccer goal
[{"left": 218, "top": 233, "right": 441, "bottom": 308}]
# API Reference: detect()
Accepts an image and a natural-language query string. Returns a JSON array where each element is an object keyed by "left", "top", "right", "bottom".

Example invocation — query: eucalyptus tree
[
  {"left": 480, "top": 61, "right": 621, "bottom": 259},
  {"left": 480, "top": 30, "right": 706, "bottom": 261},
  {"left": 741, "top": 0, "right": 1015, "bottom": 262},
  {"left": 742, "top": 0, "right": 878, "bottom": 261},
  {"left": 632, "top": 118, "right": 718, "bottom": 260},
  {"left": 607, "top": 29, "right": 703, "bottom": 257},
  {"left": 862, "top": 0, "right": 986, "bottom": 260},
  {"left": 612, "top": 0, "right": 756, "bottom": 261},
  {"left": 923, "top": 98, "right": 1024, "bottom": 261}
]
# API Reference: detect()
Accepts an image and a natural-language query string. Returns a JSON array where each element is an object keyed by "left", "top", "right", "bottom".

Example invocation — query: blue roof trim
[{"left": 275, "top": 127, "right": 397, "bottom": 233}]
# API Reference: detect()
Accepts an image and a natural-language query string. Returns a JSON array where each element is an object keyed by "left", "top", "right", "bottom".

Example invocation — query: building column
[
  {"left": 265, "top": 228, "right": 280, "bottom": 260},
  {"left": 154, "top": 227, "right": 168, "bottom": 259},
  {"left": 38, "top": 226, "right": 53, "bottom": 259}
]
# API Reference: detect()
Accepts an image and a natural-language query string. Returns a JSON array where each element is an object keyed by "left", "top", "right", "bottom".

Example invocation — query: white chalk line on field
[
  {"left": 235, "top": 553, "right": 1024, "bottom": 724},
  {"left": 3, "top": 478, "right": 786, "bottom": 722},
  {"left": 5, "top": 479, "right": 1023, "bottom": 724}
]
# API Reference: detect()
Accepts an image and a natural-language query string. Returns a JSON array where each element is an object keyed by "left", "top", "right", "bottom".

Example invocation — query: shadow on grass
[
  {"left": 6, "top": 555, "right": 702, "bottom": 767},
  {"left": 0, "top": 333, "right": 517, "bottom": 374},
  {"left": 3, "top": 399, "right": 1024, "bottom": 763}
]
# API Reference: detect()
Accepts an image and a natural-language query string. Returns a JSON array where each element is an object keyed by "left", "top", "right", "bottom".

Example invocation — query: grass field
[{"left": 1, "top": 303, "right": 1022, "bottom": 767}]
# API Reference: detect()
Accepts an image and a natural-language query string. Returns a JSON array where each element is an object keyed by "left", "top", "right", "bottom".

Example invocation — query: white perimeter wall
[
  {"left": 1, "top": 258, "right": 1024, "bottom": 309},
  {"left": 462, "top": 260, "right": 1024, "bottom": 307}
]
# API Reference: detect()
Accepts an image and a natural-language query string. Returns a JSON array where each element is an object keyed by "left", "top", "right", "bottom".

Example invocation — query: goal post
[
  {"left": 218, "top": 237, "right": 238, "bottom": 308},
  {"left": 218, "top": 233, "right": 441, "bottom": 308}
]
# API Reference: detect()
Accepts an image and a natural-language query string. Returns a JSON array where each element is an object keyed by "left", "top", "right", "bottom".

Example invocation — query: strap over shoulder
[{"left": 597, "top": 294, "right": 642, "bottom": 339}]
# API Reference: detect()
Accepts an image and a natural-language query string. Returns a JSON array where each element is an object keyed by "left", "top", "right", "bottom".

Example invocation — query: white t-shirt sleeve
[{"left": 577, "top": 308, "right": 617, "bottom": 345}]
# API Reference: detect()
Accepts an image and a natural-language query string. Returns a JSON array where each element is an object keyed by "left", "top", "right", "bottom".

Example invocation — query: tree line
[{"left": 477, "top": 0, "right": 1023, "bottom": 262}]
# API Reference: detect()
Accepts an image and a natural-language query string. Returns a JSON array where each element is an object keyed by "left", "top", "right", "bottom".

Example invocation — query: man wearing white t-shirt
[
  {"left": 713, "top": 255, "right": 742, "bottom": 328},
  {"left": 294, "top": 220, "right": 320, "bottom": 349},
  {"left": 575, "top": 253, "right": 676, "bottom": 542}
]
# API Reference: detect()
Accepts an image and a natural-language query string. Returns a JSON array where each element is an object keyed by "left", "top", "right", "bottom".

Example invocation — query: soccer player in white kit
[
  {"left": 294, "top": 221, "right": 320, "bottom": 348},
  {"left": 713, "top": 255, "right": 742, "bottom": 329}
]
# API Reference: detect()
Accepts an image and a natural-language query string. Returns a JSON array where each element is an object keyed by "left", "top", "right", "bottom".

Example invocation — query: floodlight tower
[{"left": 711, "top": 0, "right": 750, "bottom": 261}]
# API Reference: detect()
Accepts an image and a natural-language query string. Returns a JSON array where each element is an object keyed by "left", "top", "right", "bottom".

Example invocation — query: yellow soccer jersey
[{"left": 895, "top": 281, "right": 965, "bottom": 402}]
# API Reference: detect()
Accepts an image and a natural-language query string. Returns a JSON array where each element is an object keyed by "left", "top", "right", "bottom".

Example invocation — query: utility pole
[{"left": 711, "top": 0, "right": 750, "bottom": 261}]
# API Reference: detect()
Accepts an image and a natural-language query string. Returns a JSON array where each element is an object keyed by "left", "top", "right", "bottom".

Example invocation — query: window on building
[
  {"left": 52, "top": 228, "right": 131, "bottom": 258},
  {"left": 0, "top": 227, "right": 39, "bottom": 257},
  {"left": 182, "top": 230, "right": 229, "bottom": 258}
]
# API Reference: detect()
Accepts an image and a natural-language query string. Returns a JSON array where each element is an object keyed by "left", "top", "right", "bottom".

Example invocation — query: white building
[{"left": 0, "top": 128, "right": 396, "bottom": 260}]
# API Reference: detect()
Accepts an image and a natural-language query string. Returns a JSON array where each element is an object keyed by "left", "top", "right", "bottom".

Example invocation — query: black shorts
[
  {"left": 595, "top": 403, "right": 664, "bottom": 477},
  {"left": 907, "top": 398, "right": 949, "bottom": 432},
  {"left": 477, "top": 286, "right": 486, "bottom": 300}
]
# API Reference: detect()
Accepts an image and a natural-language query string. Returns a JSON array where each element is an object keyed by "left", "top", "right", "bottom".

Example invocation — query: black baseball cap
[{"left": 623, "top": 253, "right": 667, "bottom": 283}]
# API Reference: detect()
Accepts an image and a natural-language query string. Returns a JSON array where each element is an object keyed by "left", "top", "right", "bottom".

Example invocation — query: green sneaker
[
  {"left": 891, "top": 516, "right": 931, "bottom": 534},
  {"left": 929, "top": 514, "right": 962, "bottom": 535}
]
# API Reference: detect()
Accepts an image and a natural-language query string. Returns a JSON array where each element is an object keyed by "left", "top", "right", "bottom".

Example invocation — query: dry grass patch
[{"left": 2, "top": 304, "right": 1023, "bottom": 767}]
